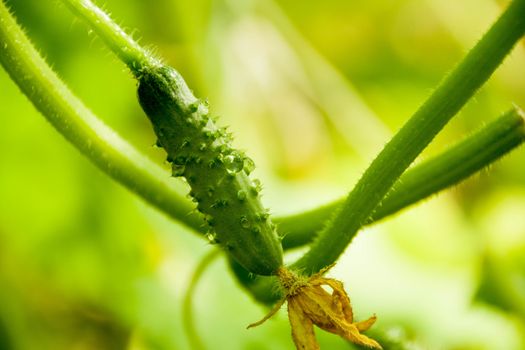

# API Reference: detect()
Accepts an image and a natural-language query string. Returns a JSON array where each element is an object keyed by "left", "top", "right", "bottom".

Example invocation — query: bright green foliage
[{"left": 2, "top": 0, "right": 525, "bottom": 349}]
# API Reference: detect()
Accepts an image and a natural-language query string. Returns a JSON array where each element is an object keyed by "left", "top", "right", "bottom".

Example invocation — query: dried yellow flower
[{"left": 248, "top": 266, "right": 381, "bottom": 350}]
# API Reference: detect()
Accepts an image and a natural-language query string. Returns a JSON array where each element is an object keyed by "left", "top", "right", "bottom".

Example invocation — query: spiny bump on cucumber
[{"left": 137, "top": 65, "right": 283, "bottom": 275}]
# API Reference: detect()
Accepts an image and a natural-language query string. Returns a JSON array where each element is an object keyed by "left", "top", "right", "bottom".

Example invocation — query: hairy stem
[
  {"left": 60, "top": 0, "right": 159, "bottom": 73},
  {"left": 278, "top": 107, "right": 525, "bottom": 249},
  {"left": 293, "top": 0, "right": 525, "bottom": 274},
  {"left": 0, "top": 1, "right": 202, "bottom": 232}
]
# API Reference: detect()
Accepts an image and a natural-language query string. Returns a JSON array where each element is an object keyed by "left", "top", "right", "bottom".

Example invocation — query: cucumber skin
[{"left": 137, "top": 66, "right": 283, "bottom": 276}]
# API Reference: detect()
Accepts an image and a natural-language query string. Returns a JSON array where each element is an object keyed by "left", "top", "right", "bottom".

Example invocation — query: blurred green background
[{"left": 1, "top": 0, "right": 525, "bottom": 349}]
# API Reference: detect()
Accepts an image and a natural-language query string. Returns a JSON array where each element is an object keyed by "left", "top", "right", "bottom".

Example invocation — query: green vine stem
[
  {"left": 278, "top": 107, "right": 525, "bottom": 250},
  {"left": 60, "top": 0, "right": 160, "bottom": 74},
  {"left": 0, "top": 1, "right": 202, "bottom": 232},
  {"left": 293, "top": 0, "right": 525, "bottom": 275}
]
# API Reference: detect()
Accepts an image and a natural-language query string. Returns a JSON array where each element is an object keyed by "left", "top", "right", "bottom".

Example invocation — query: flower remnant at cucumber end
[{"left": 248, "top": 265, "right": 382, "bottom": 349}]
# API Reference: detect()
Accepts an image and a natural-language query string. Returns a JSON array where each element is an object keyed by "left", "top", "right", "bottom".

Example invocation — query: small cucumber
[{"left": 137, "top": 65, "right": 283, "bottom": 276}]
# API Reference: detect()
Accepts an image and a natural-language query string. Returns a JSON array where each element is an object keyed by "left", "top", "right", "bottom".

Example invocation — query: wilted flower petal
[
  {"left": 288, "top": 298, "right": 318, "bottom": 350},
  {"left": 248, "top": 267, "right": 382, "bottom": 349}
]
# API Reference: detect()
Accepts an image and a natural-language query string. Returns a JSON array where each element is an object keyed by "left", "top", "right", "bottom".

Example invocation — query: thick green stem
[
  {"left": 0, "top": 1, "right": 202, "bottom": 232},
  {"left": 293, "top": 0, "right": 525, "bottom": 274},
  {"left": 60, "top": 0, "right": 159, "bottom": 74},
  {"left": 278, "top": 107, "right": 525, "bottom": 249}
]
